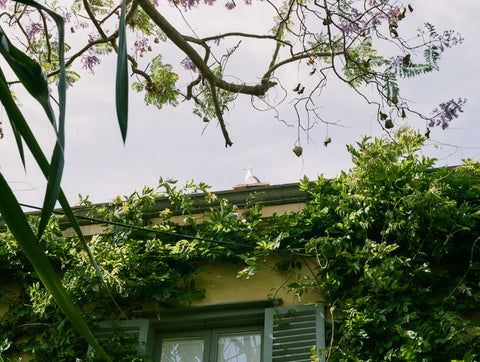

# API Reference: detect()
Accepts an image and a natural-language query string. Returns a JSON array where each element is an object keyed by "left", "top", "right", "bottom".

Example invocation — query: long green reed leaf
[
  {"left": 10, "top": 0, "right": 66, "bottom": 240},
  {"left": 0, "top": 174, "right": 112, "bottom": 362},
  {"left": 0, "top": 56, "right": 114, "bottom": 361},
  {"left": 116, "top": 0, "right": 129, "bottom": 143}
]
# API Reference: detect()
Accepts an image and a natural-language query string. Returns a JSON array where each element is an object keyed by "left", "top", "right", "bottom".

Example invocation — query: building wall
[{"left": 192, "top": 258, "right": 322, "bottom": 306}]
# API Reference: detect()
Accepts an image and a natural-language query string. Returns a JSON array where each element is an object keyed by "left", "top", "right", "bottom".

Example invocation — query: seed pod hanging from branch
[
  {"left": 385, "top": 119, "right": 394, "bottom": 129},
  {"left": 292, "top": 146, "right": 303, "bottom": 157}
]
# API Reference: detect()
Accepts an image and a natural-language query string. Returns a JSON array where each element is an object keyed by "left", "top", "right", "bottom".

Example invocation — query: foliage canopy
[
  {"left": 1, "top": 129, "right": 479, "bottom": 360},
  {"left": 0, "top": 0, "right": 472, "bottom": 359},
  {"left": 1, "top": 0, "right": 466, "bottom": 147}
]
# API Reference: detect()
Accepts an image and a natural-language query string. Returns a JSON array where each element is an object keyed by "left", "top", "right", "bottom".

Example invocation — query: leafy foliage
[
  {"left": 0, "top": 1, "right": 471, "bottom": 360},
  {"left": 300, "top": 129, "right": 480, "bottom": 361},
  {"left": 1, "top": 0, "right": 467, "bottom": 146},
  {"left": 1, "top": 128, "right": 479, "bottom": 360},
  {"left": 132, "top": 55, "right": 179, "bottom": 109}
]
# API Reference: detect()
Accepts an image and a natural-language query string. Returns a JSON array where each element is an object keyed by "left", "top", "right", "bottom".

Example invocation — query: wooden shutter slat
[{"left": 264, "top": 304, "right": 325, "bottom": 362}]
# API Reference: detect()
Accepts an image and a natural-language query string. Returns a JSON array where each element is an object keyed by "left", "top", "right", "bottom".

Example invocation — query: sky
[{"left": 0, "top": 0, "right": 479, "bottom": 208}]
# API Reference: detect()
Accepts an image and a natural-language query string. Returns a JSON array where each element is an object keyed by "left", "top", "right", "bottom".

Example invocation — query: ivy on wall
[{"left": 0, "top": 128, "right": 479, "bottom": 361}]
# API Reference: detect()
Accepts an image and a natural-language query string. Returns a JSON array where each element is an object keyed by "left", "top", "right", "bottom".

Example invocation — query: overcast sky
[{"left": 1, "top": 0, "right": 479, "bottom": 208}]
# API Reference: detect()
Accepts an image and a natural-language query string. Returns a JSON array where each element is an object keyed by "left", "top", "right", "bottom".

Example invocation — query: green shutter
[
  {"left": 263, "top": 304, "right": 325, "bottom": 362},
  {"left": 89, "top": 319, "right": 150, "bottom": 360}
]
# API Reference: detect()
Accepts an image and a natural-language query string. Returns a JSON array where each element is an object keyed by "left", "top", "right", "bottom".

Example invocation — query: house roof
[{"left": 0, "top": 182, "right": 312, "bottom": 232}]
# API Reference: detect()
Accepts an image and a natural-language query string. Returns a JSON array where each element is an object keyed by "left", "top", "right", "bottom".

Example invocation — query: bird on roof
[{"left": 243, "top": 167, "right": 261, "bottom": 185}]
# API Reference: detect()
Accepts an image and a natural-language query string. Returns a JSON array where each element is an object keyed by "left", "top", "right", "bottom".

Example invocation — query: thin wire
[{"left": 19, "top": 203, "right": 314, "bottom": 257}]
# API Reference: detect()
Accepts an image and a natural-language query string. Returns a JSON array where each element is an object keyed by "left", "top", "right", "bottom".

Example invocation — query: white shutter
[
  {"left": 89, "top": 319, "right": 150, "bottom": 360},
  {"left": 263, "top": 304, "right": 325, "bottom": 362}
]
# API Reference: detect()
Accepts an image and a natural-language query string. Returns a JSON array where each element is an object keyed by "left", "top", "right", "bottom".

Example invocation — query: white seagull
[{"left": 243, "top": 167, "right": 261, "bottom": 185}]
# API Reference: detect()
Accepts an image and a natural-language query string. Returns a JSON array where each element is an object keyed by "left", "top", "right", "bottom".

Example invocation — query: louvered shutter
[
  {"left": 263, "top": 304, "right": 325, "bottom": 362},
  {"left": 88, "top": 319, "right": 150, "bottom": 360}
]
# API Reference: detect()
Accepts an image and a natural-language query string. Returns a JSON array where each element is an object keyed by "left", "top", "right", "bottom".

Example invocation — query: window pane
[
  {"left": 161, "top": 338, "right": 204, "bottom": 362},
  {"left": 217, "top": 332, "right": 261, "bottom": 362}
]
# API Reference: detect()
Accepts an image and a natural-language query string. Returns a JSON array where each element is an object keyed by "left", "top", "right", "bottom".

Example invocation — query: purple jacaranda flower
[
  {"left": 0, "top": 0, "right": 7, "bottom": 8},
  {"left": 26, "top": 23, "right": 43, "bottom": 38},
  {"left": 63, "top": 12, "right": 72, "bottom": 23},
  {"left": 438, "top": 30, "right": 463, "bottom": 51},
  {"left": 134, "top": 38, "right": 149, "bottom": 57},
  {"left": 385, "top": 55, "right": 403, "bottom": 72},
  {"left": 181, "top": 57, "right": 197, "bottom": 72},
  {"left": 169, "top": 0, "right": 201, "bottom": 10},
  {"left": 367, "top": 0, "right": 388, "bottom": 5},
  {"left": 81, "top": 50, "right": 101, "bottom": 74},
  {"left": 429, "top": 98, "right": 467, "bottom": 129},
  {"left": 225, "top": 1, "right": 235, "bottom": 10}
]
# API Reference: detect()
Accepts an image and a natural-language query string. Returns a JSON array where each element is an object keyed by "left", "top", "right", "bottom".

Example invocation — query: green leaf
[
  {"left": 0, "top": 27, "right": 61, "bottom": 239},
  {"left": 0, "top": 25, "right": 55, "bottom": 126},
  {"left": 7, "top": 0, "right": 67, "bottom": 240},
  {"left": 0, "top": 71, "right": 118, "bottom": 359},
  {"left": 0, "top": 67, "right": 25, "bottom": 167},
  {"left": 116, "top": 0, "right": 129, "bottom": 142},
  {"left": 0, "top": 174, "right": 112, "bottom": 362}
]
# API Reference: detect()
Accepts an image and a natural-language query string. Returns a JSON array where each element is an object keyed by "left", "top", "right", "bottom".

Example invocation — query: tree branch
[
  {"left": 136, "top": 0, "right": 275, "bottom": 96},
  {"left": 206, "top": 78, "right": 233, "bottom": 147}
]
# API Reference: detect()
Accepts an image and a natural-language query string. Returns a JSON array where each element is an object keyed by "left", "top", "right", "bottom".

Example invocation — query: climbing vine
[{"left": 0, "top": 128, "right": 479, "bottom": 361}]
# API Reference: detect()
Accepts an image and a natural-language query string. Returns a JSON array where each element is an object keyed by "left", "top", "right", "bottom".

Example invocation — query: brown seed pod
[
  {"left": 293, "top": 146, "right": 303, "bottom": 157},
  {"left": 293, "top": 83, "right": 301, "bottom": 92},
  {"left": 402, "top": 54, "right": 411, "bottom": 66},
  {"left": 324, "top": 136, "right": 332, "bottom": 147},
  {"left": 203, "top": 116, "right": 210, "bottom": 123},
  {"left": 379, "top": 112, "right": 388, "bottom": 120},
  {"left": 424, "top": 128, "right": 430, "bottom": 139},
  {"left": 390, "top": 28, "right": 399, "bottom": 38},
  {"left": 363, "top": 56, "right": 371, "bottom": 68},
  {"left": 408, "top": 4, "right": 413, "bottom": 12},
  {"left": 401, "top": 108, "right": 406, "bottom": 118},
  {"left": 396, "top": 7, "right": 406, "bottom": 20},
  {"left": 385, "top": 119, "right": 394, "bottom": 129},
  {"left": 391, "top": 95, "right": 399, "bottom": 105},
  {"left": 148, "top": 46, "right": 152, "bottom": 52},
  {"left": 154, "top": 37, "right": 160, "bottom": 43},
  {"left": 298, "top": 87, "right": 305, "bottom": 95},
  {"left": 309, "top": 68, "right": 317, "bottom": 76},
  {"left": 70, "top": 27, "right": 75, "bottom": 33}
]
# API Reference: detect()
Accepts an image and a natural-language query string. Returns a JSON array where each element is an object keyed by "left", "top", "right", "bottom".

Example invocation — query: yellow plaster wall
[{"left": 192, "top": 257, "right": 322, "bottom": 307}]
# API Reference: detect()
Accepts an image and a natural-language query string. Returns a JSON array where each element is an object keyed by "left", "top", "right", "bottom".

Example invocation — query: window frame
[
  {"left": 156, "top": 325, "right": 264, "bottom": 361},
  {"left": 90, "top": 301, "right": 325, "bottom": 362}
]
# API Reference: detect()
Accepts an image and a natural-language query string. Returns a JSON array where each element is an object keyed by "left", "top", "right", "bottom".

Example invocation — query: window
[
  {"left": 158, "top": 327, "right": 262, "bottom": 362},
  {"left": 91, "top": 301, "right": 325, "bottom": 362}
]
